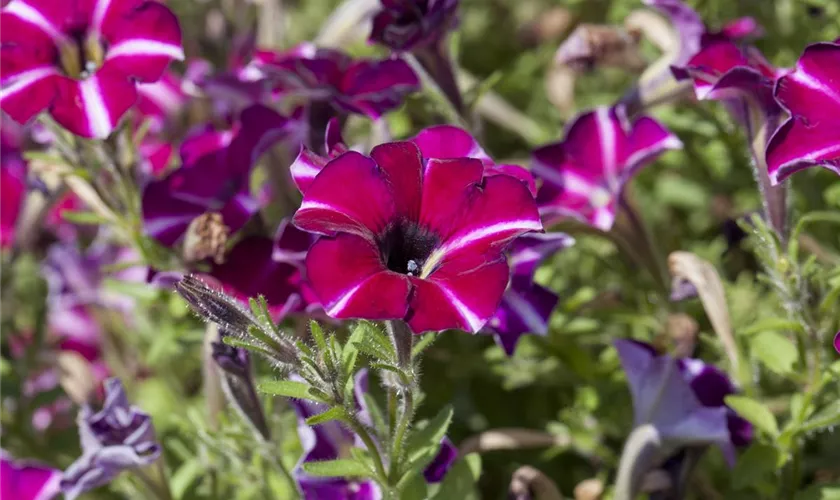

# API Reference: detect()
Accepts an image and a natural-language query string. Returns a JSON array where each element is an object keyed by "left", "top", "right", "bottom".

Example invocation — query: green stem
[
  {"left": 613, "top": 425, "right": 663, "bottom": 500},
  {"left": 618, "top": 191, "right": 670, "bottom": 293},
  {"left": 389, "top": 389, "right": 415, "bottom": 482},
  {"left": 348, "top": 418, "right": 389, "bottom": 486}
]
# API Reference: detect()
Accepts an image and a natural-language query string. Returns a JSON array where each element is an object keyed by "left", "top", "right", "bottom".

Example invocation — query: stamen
[{"left": 406, "top": 259, "right": 419, "bottom": 276}]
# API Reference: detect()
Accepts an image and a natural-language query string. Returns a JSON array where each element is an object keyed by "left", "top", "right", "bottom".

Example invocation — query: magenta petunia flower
[
  {"left": 292, "top": 140, "right": 542, "bottom": 333},
  {"left": 615, "top": 339, "right": 752, "bottom": 465},
  {"left": 0, "top": 0, "right": 184, "bottom": 138},
  {"left": 142, "top": 105, "right": 300, "bottom": 247},
  {"left": 369, "top": 0, "right": 459, "bottom": 52},
  {"left": 135, "top": 70, "right": 187, "bottom": 134},
  {"left": 766, "top": 41, "right": 840, "bottom": 184},
  {"left": 0, "top": 134, "right": 26, "bottom": 249},
  {"left": 290, "top": 117, "right": 349, "bottom": 193},
  {"left": 483, "top": 232, "right": 574, "bottom": 355},
  {"left": 250, "top": 43, "right": 419, "bottom": 120},
  {"left": 531, "top": 107, "right": 681, "bottom": 231},
  {"left": 1, "top": 451, "right": 61, "bottom": 500}
]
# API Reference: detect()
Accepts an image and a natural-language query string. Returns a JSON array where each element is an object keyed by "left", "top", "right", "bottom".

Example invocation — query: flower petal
[
  {"left": 1, "top": 454, "right": 62, "bottom": 500},
  {"left": 490, "top": 283, "right": 558, "bottom": 340},
  {"left": 419, "top": 157, "right": 485, "bottom": 240},
  {"left": 0, "top": 18, "right": 59, "bottom": 126},
  {"left": 272, "top": 217, "right": 314, "bottom": 266},
  {"left": 336, "top": 58, "right": 420, "bottom": 119},
  {"left": 423, "top": 437, "right": 458, "bottom": 484},
  {"left": 294, "top": 151, "right": 396, "bottom": 239},
  {"left": 0, "top": 156, "right": 26, "bottom": 248},
  {"left": 290, "top": 146, "right": 328, "bottom": 194},
  {"left": 508, "top": 232, "right": 575, "bottom": 280},
  {"left": 765, "top": 118, "right": 840, "bottom": 184},
  {"left": 369, "top": 141, "right": 423, "bottom": 221},
  {"left": 50, "top": 67, "right": 137, "bottom": 139},
  {"left": 141, "top": 178, "right": 204, "bottom": 246},
  {"left": 102, "top": 1, "right": 184, "bottom": 81},
  {"left": 305, "top": 233, "right": 410, "bottom": 320},
  {"left": 562, "top": 107, "right": 627, "bottom": 182},
  {"left": 487, "top": 164, "right": 537, "bottom": 197},
  {"left": 426, "top": 172, "right": 542, "bottom": 266},
  {"left": 409, "top": 255, "right": 509, "bottom": 333},
  {"left": 411, "top": 125, "right": 490, "bottom": 162},
  {"left": 2, "top": 0, "right": 74, "bottom": 44},
  {"left": 774, "top": 42, "right": 840, "bottom": 121},
  {"left": 623, "top": 115, "right": 683, "bottom": 179},
  {"left": 671, "top": 35, "right": 749, "bottom": 99}
]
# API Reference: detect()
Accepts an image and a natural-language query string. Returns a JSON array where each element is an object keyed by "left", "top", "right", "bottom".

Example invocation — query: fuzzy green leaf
[
  {"left": 430, "top": 453, "right": 482, "bottom": 499},
  {"left": 302, "top": 459, "right": 373, "bottom": 479},
  {"left": 752, "top": 331, "right": 798, "bottom": 375},
  {"left": 258, "top": 380, "right": 325, "bottom": 403},
  {"left": 405, "top": 405, "right": 453, "bottom": 462},
  {"left": 725, "top": 395, "right": 779, "bottom": 436},
  {"left": 310, "top": 321, "right": 327, "bottom": 351},
  {"left": 305, "top": 406, "right": 349, "bottom": 426},
  {"left": 732, "top": 443, "right": 780, "bottom": 490},
  {"left": 800, "top": 400, "right": 840, "bottom": 434}
]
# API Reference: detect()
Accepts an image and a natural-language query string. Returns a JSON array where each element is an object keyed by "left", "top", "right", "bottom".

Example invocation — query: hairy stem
[{"left": 614, "top": 425, "right": 663, "bottom": 500}]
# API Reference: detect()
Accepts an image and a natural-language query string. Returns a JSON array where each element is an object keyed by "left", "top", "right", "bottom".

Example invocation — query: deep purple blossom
[
  {"left": 531, "top": 107, "right": 681, "bottom": 231},
  {"left": 293, "top": 140, "right": 542, "bottom": 334},
  {"left": 291, "top": 370, "right": 455, "bottom": 496},
  {"left": 614, "top": 339, "right": 752, "bottom": 465},
  {"left": 142, "top": 104, "right": 300, "bottom": 247},
  {"left": 483, "top": 232, "right": 574, "bottom": 355},
  {"left": 766, "top": 41, "right": 840, "bottom": 184},
  {"left": 370, "top": 0, "right": 459, "bottom": 52},
  {"left": 1, "top": 451, "right": 61, "bottom": 500},
  {"left": 0, "top": 0, "right": 184, "bottom": 138},
  {"left": 61, "top": 378, "right": 161, "bottom": 499},
  {"left": 250, "top": 43, "right": 419, "bottom": 121}
]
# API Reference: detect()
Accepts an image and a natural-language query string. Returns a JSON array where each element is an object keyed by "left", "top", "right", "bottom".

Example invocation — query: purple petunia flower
[
  {"left": 1, "top": 451, "right": 61, "bottom": 500},
  {"left": 0, "top": 0, "right": 184, "bottom": 138},
  {"left": 369, "top": 0, "right": 459, "bottom": 53},
  {"left": 531, "top": 107, "right": 681, "bottom": 231},
  {"left": 142, "top": 104, "right": 301, "bottom": 247},
  {"left": 250, "top": 43, "right": 419, "bottom": 121},
  {"left": 291, "top": 370, "right": 455, "bottom": 497},
  {"left": 624, "top": 0, "right": 761, "bottom": 114},
  {"left": 292, "top": 140, "right": 542, "bottom": 334},
  {"left": 766, "top": 40, "right": 840, "bottom": 184},
  {"left": 614, "top": 339, "right": 752, "bottom": 465},
  {"left": 61, "top": 378, "right": 161, "bottom": 500},
  {"left": 483, "top": 232, "right": 574, "bottom": 355}
]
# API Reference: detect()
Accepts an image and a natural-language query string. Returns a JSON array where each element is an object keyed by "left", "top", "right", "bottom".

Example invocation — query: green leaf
[
  {"left": 751, "top": 331, "right": 798, "bottom": 375},
  {"left": 741, "top": 317, "right": 804, "bottom": 337},
  {"left": 800, "top": 400, "right": 840, "bottom": 434},
  {"left": 171, "top": 459, "right": 203, "bottom": 499},
  {"left": 430, "top": 453, "right": 482, "bottom": 499},
  {"left": 725, "top": 395, "right": 779, "bottom": 436},
  {"left": 342, "top": 323, "right": 367, "bottom": 376},
  {"left": 795, "top": 484, "right": 840, "bottom": 500},
  {"left": 411, "top": 333, "right": 437, "bottom": 358},
  {"left": 397, "top": 471, "right": 429, "bottom": 500},
  {"left": 305, "top": 406, "right": 349, "bottom": 426},
  {"left": 302, "top": 459, "right": 373, "bottom": 479},
  {"left": 310, "top": 320, "right": 327, "bottom": 351},
  {"left": 258, "top": 380, "right": 326, "bottom": 403},
  {"left": 60, "top": 210, "right": 110, "bottom": 225},
  {"left": 405, "top": 405, "right": 453, "bottom": 462},
  {"left": 731, "top": 443, "right": 780, "bottom": 490}
]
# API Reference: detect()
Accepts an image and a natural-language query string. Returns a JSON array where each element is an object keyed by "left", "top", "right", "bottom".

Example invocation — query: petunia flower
[
  {"left": 0, "top": 0, "right": 184, "bottom": 138},
  {"left": 135, "top": 71, "right": 187, "bottom": 134},
  {"left": 0, "top": 128, "right": 26, "bottom": 248},
  {"left": 483, "top": 232, "right": 574, "bottom": 355},
  {"left": 369, "top": 0, "right": 462, "bottom": 112},
  {"left": 370, "top": 0, "right": 458, "bottom": 52},
  {"left": 621, "top": 0, "right": 761, "bottom": 116},
  {"left": 292, "top": 140, "right": 542, "bottom": 333},
  {"left": 766, "top": 41, "right": 840, "bottom": 184},
  {"left": 531, "top": 107, "right": 681, "bottom": 231},
  {"left": 142, "top": 104, "right": 301, "bottom": 248},
  {"left": 614, "top": 339, "right": 752, "bottom": 464},
  {"left": 250, "top": 43, "right": 419, "bottom": 145},
  {"left": 291, "top": 370, "right": 455, "bottom": 496},
  {"left": 1, "top": 451, "right": 61, "bottom": 500},
  {"left": 61, "top": 378, "right": 161, "bottom": 499}
]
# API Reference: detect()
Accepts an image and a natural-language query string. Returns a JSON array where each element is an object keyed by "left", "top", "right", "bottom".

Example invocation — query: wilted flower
[
  {"left": 483, "top": 232, "right": 574, "bottom": 354},
  {"left": 211, "top": 338, "right": 271, "bottom": 440},
  {"left": 614, "top": 339, "right": 752, "bottom": 464},
  {"left": 250, "top": 43, "right": 419, "bottom": 121},
  {"left": 370, "top": 0, "right": 459, "bottom": 52},
  {"left": 0, "top": 0, "right": 184, "bottom": 138},
  {"left": 293, "top": 140, "right": 542, "bottom": 333},
  {"left": 1, "top": 451, "right": 61, "bottom": 500},
  {"left": 532, "top": 107, "right": 681, "bottom": 231},
  {"left": 291, "top": 370, "right": 455, "bottom": 496},
  {"left": 766, "top": 40, "right": 840, "bottom": 184},
  {"left": 142, "top": 104, "right": 299, "bottom": 247},
  {"left": 61, "top": 378, "right": 161, "bottom": 499}
]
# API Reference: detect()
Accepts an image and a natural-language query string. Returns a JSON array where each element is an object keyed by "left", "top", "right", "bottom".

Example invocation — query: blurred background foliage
[{"left": 3, "top": 0, "right": 840, "bottom": 498}]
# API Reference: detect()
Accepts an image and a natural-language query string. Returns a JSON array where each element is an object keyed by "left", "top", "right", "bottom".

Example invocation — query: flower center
[
  {"left": 380, "top": 220, "right": 438, "bottom": 276},
  {"left": 58, "top": 31, "right": 106, "bottom": 79}
]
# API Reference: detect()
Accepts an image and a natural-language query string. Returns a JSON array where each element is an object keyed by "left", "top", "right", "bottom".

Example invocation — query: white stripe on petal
[
  {"left": 137, "top": 80, "right": 183, "bottom": 113},
  {"left": 435, "top": 219, "right": 543, "bottom": 259},
  {"left": 530, "top": 160, "right": 565, "bottom": 188},
  {"left": 326, "top": 282, "right": 363, "bottom": 316},
  {"left": 503, "top": 291, "right": 548, "bottom": 335},
  {"left": 298, "top": 200, "right": 345, "bottom": 213},
  {"left": 595, "top": 107, "right": 618, "bottom": 182},
  {"left": 592, "top": 207, "right": 615, "bottom": 231},
  {"left": 107, "top": 40, "right": 185, "bottom": 61},
  {"left": 0, "top": 66, "right": 57, "bottom": 101},
  {"left": 91, "top": 0, "right": 113, "bottom": 34},
  {"left": 791, "top": 70, "right": 840, "bottom": 108},
  {"left": 5, "top": 1, "right": 68, "bottom": 44},
  {"left": 438, "top": 284, "right": 484, "bottom": 333},
  {"left": 80, "top": 77, "right": 113, "bottom": 139},
  {"left": 563, "top": 170, "right": 600, "bottom": 196}
]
